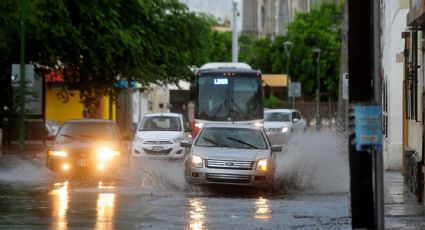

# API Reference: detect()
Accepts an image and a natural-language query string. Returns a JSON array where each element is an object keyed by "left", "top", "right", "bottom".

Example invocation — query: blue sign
[{"left": 354, "top": 105, "right": 382, "bottom": 151}]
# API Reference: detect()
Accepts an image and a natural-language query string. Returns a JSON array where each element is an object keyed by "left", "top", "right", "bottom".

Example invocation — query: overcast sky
[{"left": 180, "top": 0, "right": 243, "bottom": 30}]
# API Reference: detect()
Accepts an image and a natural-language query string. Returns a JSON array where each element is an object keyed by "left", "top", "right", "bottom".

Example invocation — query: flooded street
[{"left": 0, "top": 131, "right": 352, "bottom": 229}]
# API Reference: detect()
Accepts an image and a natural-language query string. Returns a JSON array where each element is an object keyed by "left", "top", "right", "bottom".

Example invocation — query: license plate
[
  {"left": 152, "top": 146, "right": 163, "bottom": 151},
  {"left": 77, "top": 159, "right": 86, "bottom": 166}
]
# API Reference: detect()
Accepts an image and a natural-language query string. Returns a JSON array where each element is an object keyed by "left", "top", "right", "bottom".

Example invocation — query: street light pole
[
  {"left": 232, "top": 0, "right": 239, "bottom": 63},
  {"left": 313, "top": 48, "right": 321, "bottom": 131},
  {"left": 283, "top": 41, "right": 293, "bottom": 108}
]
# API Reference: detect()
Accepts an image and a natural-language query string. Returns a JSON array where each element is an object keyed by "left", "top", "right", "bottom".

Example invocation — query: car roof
[
  {"left": 63, "top": 119, "right": 116, "bottom": 124},
  {"left": 144, "top": 112, "right": 181, "bottom": 117},
  {"left": 264, "top": 109, "right": 299, "bottom": 113},
  {"left": 203, "top": 122, "right": 263, "bottom": 130}
]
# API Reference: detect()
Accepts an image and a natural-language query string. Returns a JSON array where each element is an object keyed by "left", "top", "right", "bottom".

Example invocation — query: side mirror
[
  {"left": 293, "top": 118, "right": 299, "bottom": 123},
  {"left": 271, "top": 145, "right": 282, "bottom": 152},
  {"left": 185, "top": 128, "right": 192, "bottom": 133},
  {"left": 180, "top": 140, "right": 192, "bottom": 148},
  {"left": 46, "top": 135, "right": 55, "bottom": 141}
]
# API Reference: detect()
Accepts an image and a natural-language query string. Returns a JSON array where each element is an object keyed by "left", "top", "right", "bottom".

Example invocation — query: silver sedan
[{"left": 181, "top": 123, "right": 282, "bottom": 189}]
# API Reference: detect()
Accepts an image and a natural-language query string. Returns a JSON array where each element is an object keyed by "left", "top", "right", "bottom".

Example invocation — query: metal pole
[
  {"left": 373, "top": 0, "right": 384, "bottom": 227},
  {"left": 314, "top": 48, "right": 321, "bottom": 131},
  {"left": 232, "top": 0, "right": 238, "bottom": 63},
  {"left": 19, "top": 0, "right": 26, "bottom": 152},
  {"left": 284, "top": 41, "right": 293, "bottom": 108}
]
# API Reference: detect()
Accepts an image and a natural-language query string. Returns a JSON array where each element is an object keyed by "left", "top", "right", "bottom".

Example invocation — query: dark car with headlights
[
  {"left": 46, "top": 119, "right": 129, "bottom": 174},
  {"left": 181, "top": 123, "right": 282, "bottom": 189}
]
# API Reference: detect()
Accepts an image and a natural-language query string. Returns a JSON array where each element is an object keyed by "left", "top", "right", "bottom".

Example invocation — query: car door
[{"left": 292, "top": 111, "right": 306, "bottom": 132}]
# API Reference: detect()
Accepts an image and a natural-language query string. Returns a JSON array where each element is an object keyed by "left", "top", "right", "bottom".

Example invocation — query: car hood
[
  {"left": 136, "top": 131, "right": 183, "bottom": 141},
  {"left": 192, "top": 146, "right": 271, "bottom": 161},
  {"left": 264, "top": 121, "right": 292, "bottom": 129},
  {"left": 49, "top": 141, "right": 121, "bottom": 152}
]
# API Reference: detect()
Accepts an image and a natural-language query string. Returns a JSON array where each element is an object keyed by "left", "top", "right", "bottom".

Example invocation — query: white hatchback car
[
  {"left": 263, "top": 109, "right": 307, "bottom": 144},
  {"left": 132, "top": 113, "right": 192, "bottom": 159}
]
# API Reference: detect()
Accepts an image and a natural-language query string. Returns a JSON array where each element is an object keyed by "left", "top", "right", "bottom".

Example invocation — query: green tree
[
  {"left": 274, "top": 1, "right": 343, "bottom": 98},
  {"left": 0, "top": 0, "right": 213, "bottom": 113}
]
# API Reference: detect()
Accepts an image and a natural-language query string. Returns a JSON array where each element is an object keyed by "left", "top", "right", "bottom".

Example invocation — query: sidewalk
[{"left": 385, "top": 170, "right": 425, "bottom": 229}]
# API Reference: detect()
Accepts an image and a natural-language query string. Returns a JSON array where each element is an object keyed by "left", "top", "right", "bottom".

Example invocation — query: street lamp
[
  {"left": 283, "top": 41, "right": 294, "bottom": 108},
  {"left": 313, "top": 48, "right": 321, "bottom": 131}
]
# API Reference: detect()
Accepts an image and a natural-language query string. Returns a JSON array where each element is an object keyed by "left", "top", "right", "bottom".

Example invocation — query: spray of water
[
  {"left": 0, "top": 155, "right": 53, "bottom": 183},
  {"left": 126, "top": 157, "right": 188, "bottom": 192},
  {"left": 274, "top": 130, "right": 349, "bottom": 194}
]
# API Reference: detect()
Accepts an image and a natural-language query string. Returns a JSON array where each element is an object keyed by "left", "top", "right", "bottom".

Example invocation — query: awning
[{"left": 262, "top": 74, "right": 288, "bottom": 87}]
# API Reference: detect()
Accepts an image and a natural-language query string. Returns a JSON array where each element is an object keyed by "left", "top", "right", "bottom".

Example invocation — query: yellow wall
[{"left": 46, "top": 87, "right": 115, "bottom": 123}]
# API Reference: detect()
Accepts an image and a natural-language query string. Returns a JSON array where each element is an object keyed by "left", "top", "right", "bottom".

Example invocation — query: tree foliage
[{"left": 0, "top": 0, "right": 213, "bottom": 112}]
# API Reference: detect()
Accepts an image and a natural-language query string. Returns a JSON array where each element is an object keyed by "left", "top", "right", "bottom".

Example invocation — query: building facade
[{"left": 242, "top": 0, "right": 322, "bottom": 37}]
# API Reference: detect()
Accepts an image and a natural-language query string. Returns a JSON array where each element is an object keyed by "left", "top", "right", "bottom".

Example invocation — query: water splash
[
  {"left": 274, "top": 130, "right": 349, "bottom": 194},
  {"left": 0, "top": 155, "right": 53, "bottom": 183}
]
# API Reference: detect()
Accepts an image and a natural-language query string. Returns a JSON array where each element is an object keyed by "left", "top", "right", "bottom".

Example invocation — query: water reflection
[
  {"left": 188, "top": 198, "right": 206, "bottom": 230},
  {"left": 95, "top": 181, "right": 116, "bottom": 230},
  {"left": 50, "top": 181, "right": 69, "bottom": 230},
  {"left": 254, "top": 197, "right": 271, "bottom": 220}
]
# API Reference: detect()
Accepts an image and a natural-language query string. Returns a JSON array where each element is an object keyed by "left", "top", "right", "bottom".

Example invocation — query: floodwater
[{"left": 0, "top": 130, "right": 353, "bottom": 229}]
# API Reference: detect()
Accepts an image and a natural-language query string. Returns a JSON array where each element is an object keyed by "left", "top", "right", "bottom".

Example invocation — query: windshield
[
  {"left": 264, "top": 112, "right": 291, "bottom": 122},
  {"left": 139, "top": 116, "right": 182, "bottom": 131},
  {"left": 56, "top": 122, "right": 118, "bottom": 143},
  {"left": 195, "top": 74, "right": 263, "bottom": 121},
  {"left": 195, "top": 127, "right": 267, "bottom": 149}
]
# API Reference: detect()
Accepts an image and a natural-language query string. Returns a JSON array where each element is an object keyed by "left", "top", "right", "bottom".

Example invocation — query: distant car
[
  {"left": 46, "top": 119, "right": 130, "bottom": 174},
  {"left": 132, "top": 113, "right": 192, "bottom": 159},
  {"left": 263, "top": 109, "right": 307, "bottom": 144},
  {"left": 182, "top": 123, "right": 282, "bottom": 189}
]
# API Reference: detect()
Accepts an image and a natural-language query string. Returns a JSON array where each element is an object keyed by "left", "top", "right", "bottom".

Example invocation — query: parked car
[
  {"left": 46, "top": 119, "right": 130, "bottom": 175},
  {"left": 181, "top": 123, "right": 282, "bottom": 189},
  {"left": 132, "top": 113, "right": 192, "bottom": 159},
  {"left": 263, "top": 109, "right": 307, "bottom": 144}
]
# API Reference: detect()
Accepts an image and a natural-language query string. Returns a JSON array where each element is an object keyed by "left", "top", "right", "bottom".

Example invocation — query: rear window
[{"left": 195, "top": 127, "right": 267, "bottom": 149}]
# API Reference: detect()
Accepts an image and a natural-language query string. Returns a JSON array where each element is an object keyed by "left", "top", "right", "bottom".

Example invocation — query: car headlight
[
  {"left": 195, "top": 122, "right": 204, "bottom": 129},
  {"left": 254, "top": 122, "right": 264, "bottom": 127},
  {"left": 191, "top": 155, "right": 203, "bottom": 168},
  {"left": 97, "top": 147, "right": 120, "bottom": 161},
  {"left": 134, "top": 136, "right": 144, "bottom": 143},
  {"left": 173, "top": 137, "right": 184, "bottom": 143},
  {"left": 48, "top": 150, "right": 67, "bottom": 157},
  {"left": 281, "top": 127, "right": 290, "bottom": 133},
  {"left": 256, "top": 159, "right": 268, "bottom": 171}
]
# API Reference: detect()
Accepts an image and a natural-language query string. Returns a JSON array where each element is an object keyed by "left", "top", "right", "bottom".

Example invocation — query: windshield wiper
[
  {"left": 226, "top": 136, "right": 258, "bottom": 149},
  {"left": 203, "top": 137, "right": 229, "bottom": 147}
]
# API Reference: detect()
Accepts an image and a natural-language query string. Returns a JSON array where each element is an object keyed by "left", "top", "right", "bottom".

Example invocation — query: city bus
[{"left": 190, "top": 62, "right": 264, "bottom": 136}]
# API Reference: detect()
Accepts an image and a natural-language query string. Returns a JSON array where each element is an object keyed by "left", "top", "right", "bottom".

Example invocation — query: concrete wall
[{"left": 381, "top": 1, "right": 408, "bottom": 170}]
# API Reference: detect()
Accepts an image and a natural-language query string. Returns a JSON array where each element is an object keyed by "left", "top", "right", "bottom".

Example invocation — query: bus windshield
[{"left": 195, "top": 74, "right": 263, "bottom": 121}]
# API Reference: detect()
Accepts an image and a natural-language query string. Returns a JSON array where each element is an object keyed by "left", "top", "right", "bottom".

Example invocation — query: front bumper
[
  {"left": 185, "top": 166, "right": 274, "bottom": 189},
  {"left": 132, "top": 142, "right": 186, "bottom": 159},
  {"left": 46, "top": 155, "right": 123, "bottom": 174}
]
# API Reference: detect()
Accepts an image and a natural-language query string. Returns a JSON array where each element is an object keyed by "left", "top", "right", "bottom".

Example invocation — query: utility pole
[
  {"left": 284, "top": 41, "right": 294, "bottom": 108},
  {"left": 19, "top": 0, "right": 26, "bottom": 152},
  {"left": 232, "top": 0, "right": 239, "bottom": 63},
  {"left": 313, "top": 48, "right": 321, "bottom": 131}
]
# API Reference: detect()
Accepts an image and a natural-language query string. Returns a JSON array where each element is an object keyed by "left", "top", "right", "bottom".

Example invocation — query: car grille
[
  {"left": 143, "top": 148, "right": 172, "bottom": 155},
  {"left": 144, "top": 141, "right": 173, "bottom": 145},
  {"left": 206, "top": 173, "right": 251, "bottom": 184},
  {"left": 205, "top": 159, "right": 253, "bottom": 170}
]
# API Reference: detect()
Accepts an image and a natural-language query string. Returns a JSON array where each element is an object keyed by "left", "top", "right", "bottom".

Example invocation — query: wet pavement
[{"left": 385, "top": 171, "right": 425, "bottom": 229}]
